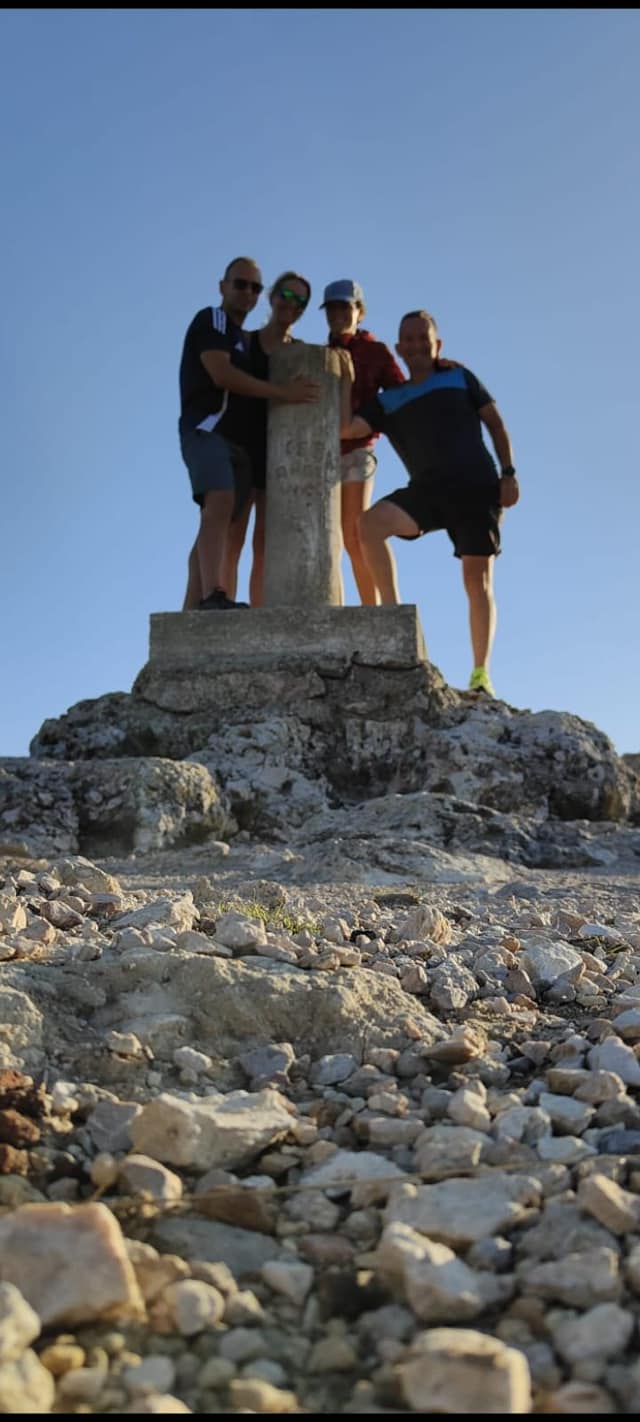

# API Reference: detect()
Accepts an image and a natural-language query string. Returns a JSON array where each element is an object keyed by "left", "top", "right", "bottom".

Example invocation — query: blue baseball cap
[{"left": 320, "top": 279, "right": 365, "bottom": 308}]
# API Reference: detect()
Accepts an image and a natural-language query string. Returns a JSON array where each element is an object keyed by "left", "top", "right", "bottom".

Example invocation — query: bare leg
[
  {"left": 222, "top": 498, "right": 253, "bottom": 601},
  {"left": 197, "top": 489, "right": 235, "bottom": 598},
  {"left": 342, "top": 479, "right": 377, "bottom": 605},
  {"left": 358, "top": 499, "right": 420, "bottom": 604},
  {"left": 249, "top": 491, "right": 266, "bottom": 606},
  {"left": 462, "top": 555, "right": 496, "bottom": 669},
  {"left": 183, "top": 539, "right": 203, "bottom": 609}
]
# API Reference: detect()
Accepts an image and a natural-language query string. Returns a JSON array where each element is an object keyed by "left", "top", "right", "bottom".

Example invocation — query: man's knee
[
  {"left": 359, "top": 503, "right": 385, "bottom": 542},
  {"left": 200, "top": 490, "right": 234, "bottom": 523}
]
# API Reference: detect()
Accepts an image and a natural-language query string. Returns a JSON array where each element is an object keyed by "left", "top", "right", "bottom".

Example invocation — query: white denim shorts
[{"left": 340, "top": 448, "right": 377, "bottom": 484}]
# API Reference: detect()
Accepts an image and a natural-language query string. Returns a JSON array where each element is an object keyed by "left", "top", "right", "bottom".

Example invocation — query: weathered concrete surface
[
  {"left": 147, "top": 605, "right": 427, "bottom": 674},
  {"left": 30, "top": 662, "right": 455, "bottom": 765},
  {"left": 264, "top": 343, "right": 343, "bottom": 607}
]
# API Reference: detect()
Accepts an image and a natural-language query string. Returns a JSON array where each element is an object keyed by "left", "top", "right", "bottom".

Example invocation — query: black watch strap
[{"left": 500, "top": 465, "right": 516, "bottom": 478}]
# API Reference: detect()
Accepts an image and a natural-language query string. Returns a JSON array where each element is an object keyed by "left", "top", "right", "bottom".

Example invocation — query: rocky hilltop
[{"left": 0, "top": 652, "right": 639, "bottom": 1414}]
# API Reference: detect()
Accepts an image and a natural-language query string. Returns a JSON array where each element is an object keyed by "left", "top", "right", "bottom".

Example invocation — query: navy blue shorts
[
  {"left": 386, "top": 481, "right": 503, "bottom": 558},
  {"left": 180, "top": 427, "right": 253, "bottom": 514}
]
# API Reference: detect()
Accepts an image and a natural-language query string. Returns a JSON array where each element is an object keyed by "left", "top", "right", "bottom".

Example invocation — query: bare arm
[
  {"left": 201, "top": 349, "right": 318, "bottom": 404},
  {"left": 333, "top": 347, "right": 356, "bottom": 433},
  {"left": 337, "top": 353, "right": 372, "bottom": 439},
  {"left": 340, "top": 413, "right": 374, "bottom": 441},
  {"left": 479, "top": 402, "right": 519, "bottom": 507}
]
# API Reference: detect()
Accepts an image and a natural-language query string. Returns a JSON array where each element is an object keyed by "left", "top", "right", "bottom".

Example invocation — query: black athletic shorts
[{"left": 386, "top": 480, "right": 502, "bottom": 558}]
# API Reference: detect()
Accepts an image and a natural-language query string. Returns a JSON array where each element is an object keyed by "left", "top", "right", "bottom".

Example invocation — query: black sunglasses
[
  {"left": 230, "top": 277, "right": 263, "bottom": 294},
  {"left": 277, "top": 287, "right": 308, "bottom": 310}
]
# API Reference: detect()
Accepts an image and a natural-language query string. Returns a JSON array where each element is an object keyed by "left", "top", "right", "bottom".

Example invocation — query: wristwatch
[{"left": 500, "top": 465, "right": 517, "bottom": 478}]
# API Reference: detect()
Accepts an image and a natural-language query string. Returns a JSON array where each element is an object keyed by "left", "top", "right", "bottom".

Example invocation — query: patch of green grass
[
  {"left": 209, "top": 894, "right": 321, "bottom": 937},
  {"left": 372, "top": 888, "right": 421, "bottom": 908}
]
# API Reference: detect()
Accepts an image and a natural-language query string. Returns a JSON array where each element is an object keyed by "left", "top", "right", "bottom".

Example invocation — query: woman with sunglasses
[
  {"left": 321, "top": 279, "right": 405, "bottom": 605},
  {"left": 220, "top": 271, "right": 311, "bottom": 606}
]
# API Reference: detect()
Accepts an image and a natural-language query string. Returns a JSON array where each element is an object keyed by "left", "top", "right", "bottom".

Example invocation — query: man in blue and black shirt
[{"left": 341, "top": 309, "right": 519, "bottom": 697}]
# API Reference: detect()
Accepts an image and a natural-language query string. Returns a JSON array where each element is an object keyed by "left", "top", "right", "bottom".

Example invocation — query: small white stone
[
  {"left": 90, "top": 1153, "right": 120, "bottom": 1190},
  {"left": 0, "top": 1282, "right": 40, "bottom": 1363},
  {"left": 50, "top": 1081, "right": 80, "bottom": 1115},
  {"left": 118, "top": 1155, "right": 183, "bottom": 1203},
  {"left": 261, "top": 1261, "right": 314, "bottom": 1307},
  {"left": 0, "top": 1349, "right": 55, "bottom": 1412},
  {"left": 164, "top": 1280, "right": 225, "bottom": 1335},
  {"left": 173, "top": 1047, "right": 212, "bottom": 1075},
  {"left": 122, "top": 1355, "right": 176, "bottom": 1395},
  {"left": 105, "top": 1031, "right": 144, "bottom": 1058}
]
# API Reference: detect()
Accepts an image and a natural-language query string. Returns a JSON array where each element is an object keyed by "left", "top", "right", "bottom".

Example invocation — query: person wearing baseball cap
[{"left": 321, "top": 278, "right": 405, "bottom": 605}]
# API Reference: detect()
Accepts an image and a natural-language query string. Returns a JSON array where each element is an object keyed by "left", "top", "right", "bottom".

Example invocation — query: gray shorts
[
  {"left": 180, "top": 426, "right": 252, "bottom": 513},
  {"left": 341, "top": 448, "right": 377, "bottom": 484}
]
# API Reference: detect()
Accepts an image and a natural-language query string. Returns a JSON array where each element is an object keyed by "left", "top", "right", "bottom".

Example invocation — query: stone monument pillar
[
  {"left": 263, "top": 344, "right": 343, "bottom": 607},
  {"left": 142, "top": 339, "right": 429, "bottom": 692}
]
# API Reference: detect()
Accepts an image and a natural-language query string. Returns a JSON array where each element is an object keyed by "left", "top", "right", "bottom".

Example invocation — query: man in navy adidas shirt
[
  {"left": 341, "top": 310, "right": 519, "bottom": 697},
  {"left": 179, "top": 255, "right": 318, "bottom": 610}
]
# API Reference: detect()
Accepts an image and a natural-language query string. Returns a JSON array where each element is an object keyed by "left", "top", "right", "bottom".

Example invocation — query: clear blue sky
[{"left": 2, "top": 9, "right": 638, "bottom": 757}]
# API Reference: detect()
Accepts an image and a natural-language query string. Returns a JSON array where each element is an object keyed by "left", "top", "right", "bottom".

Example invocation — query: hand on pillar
[{"left": 274, "top": 375, "right": 320, "bottom": 404}]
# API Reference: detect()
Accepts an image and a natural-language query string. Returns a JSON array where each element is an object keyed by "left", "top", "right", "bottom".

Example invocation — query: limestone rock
[
  {"left": 130, "top": 1090, "right": 293, "bottom": 1172},
  {"left": 0, "top": 1349, "right": 56, "bottom": 1414},
  {"left": 0, "top": 1203, "right": 144, "bottom": 1326},
  {"left": 0, "top": 761, "right": 77, "bottom": 856},
  {"left": 413, "top": 1123, "right": 487, "bottom": 1180},
  {"left": 520, "top": 940, "right": 584, "bottom": 987},
  {"left": 300, "top": 1148, "right": 406, "bottom": 1204},
  {"left": 516, "top": 1246, "right": 621, "bottom": 1307},
  {"left": 0, "top": 757, "right": 233, "bottom": 858},
  {"left": 0, "top": 988, "right": 43, "bottom": 1071},
  {"left": 578, "top": 1173, "right": 640, "bottom": 1234},
  {"left": 398, "top": 1327, "right": 531, "bottom": 1414},
  {"left": 551, "top": 1301, "right": 634, "bottom": 1364},
  {"left": 0, "top": 1281, "right": 40, "bottom": 1363},
  {"left": 96, "top": 953, "right": 447, "bottom": 1060},
  {"left": 117, "top": 1154, "right": 183, "bottom": 1203},
  {"left": 377, "top": 1222, "right": 513, "bottom": 1322},
  {"left": 150, "top": 1216, "right": 287, "bottom": 1278},
  {"left": 385, "top": 1174, "right": 540, "bottom": 1248}
]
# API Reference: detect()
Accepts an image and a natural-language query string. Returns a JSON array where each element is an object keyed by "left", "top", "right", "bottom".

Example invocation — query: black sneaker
[{"left": 198, "top": 587, "right": 248, "bottom": 611}]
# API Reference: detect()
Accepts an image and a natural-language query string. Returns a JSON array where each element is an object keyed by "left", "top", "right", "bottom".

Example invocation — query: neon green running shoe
[{"left": 468, "top": 666, "right": 496, "bottom": 696}]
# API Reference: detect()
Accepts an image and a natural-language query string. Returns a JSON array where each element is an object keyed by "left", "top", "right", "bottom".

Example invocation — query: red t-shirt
[{"left": 330, "top": 329, "right": 405, "bottom": 454}]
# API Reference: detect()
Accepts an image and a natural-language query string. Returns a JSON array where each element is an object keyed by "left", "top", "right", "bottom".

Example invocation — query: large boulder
[
  {"left": 418, "top": 705, "right": 638, "bottom": 822},
  {"left": 90, "top": 954, "right": 447, "bottom": 1061},
  {"left": 0, "top": 758, "right": 233, "bottom": 857}
]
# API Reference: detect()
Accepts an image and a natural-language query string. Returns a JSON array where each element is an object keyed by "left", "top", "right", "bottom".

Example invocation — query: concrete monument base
[{"left": 148, "top": 605, "right": 428, "bottom": 669}]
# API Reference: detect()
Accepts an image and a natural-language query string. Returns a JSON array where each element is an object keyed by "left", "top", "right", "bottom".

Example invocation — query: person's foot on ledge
[
  {"left": 468, "top": 666, "right": 496, "bottom": 696},
  {"left": 198, "top": 587, "right": 249, "bottom": 610}
]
